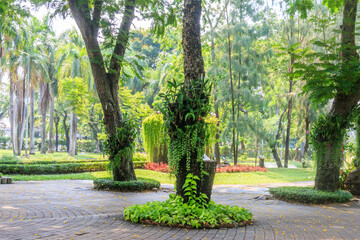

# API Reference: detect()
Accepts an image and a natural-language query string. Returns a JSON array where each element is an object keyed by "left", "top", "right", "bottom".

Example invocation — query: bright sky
[{"left": 32, "top": 4, "right": 151, "bottom": 37}]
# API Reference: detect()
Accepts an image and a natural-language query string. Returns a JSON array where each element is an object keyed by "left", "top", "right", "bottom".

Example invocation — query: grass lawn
[
  {"left": 6, "top": 168, "right": 315, "bottom": 185},
  {"left": 0, "top": 150, "right": 107, "bottom": 162}
]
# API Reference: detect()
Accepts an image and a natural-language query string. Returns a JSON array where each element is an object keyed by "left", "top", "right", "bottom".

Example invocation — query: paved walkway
[{"left": 0, "top": 180, "right": 359, "bottom": 240}]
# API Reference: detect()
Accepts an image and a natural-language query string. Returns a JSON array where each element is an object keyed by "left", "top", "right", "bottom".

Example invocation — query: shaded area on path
[{"left": 0, "top": 180, "right": 359, "bottom": 240}]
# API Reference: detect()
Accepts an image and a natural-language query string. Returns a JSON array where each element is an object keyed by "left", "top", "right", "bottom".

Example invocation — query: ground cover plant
[
  {"left": 124, "top": 193, "right": 253, "bottom": 228},
  {"left": 269, "top": 187, "right": 353, "bottom": 204},
  {"left": 216, "top": 164, "right": 268, "bottom": 173}
]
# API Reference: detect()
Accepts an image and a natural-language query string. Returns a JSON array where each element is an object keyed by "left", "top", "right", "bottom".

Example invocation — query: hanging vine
[
  {"left": 142, "top": 114, "right": 168, "bottom": 163},
  {"left": 158, "top": 78, "right": 211, "bottom": 178}
]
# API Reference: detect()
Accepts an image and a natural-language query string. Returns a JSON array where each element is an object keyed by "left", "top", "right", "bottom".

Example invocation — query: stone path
[{"left": 0, "top": 180, "right": 359, "bottom": 240}]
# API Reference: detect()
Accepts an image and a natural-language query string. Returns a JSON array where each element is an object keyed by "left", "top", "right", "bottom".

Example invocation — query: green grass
[
  {"left": 5, "top": 168, "right": 315, "bottom": 184},
  {"left": 0, "top": 150, "right": 107, "bottom": 163}
]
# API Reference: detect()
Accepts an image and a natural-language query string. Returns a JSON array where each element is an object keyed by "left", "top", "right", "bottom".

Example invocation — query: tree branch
[
  {"left": 92, "top": 0, "right": 103, "bottom": 37},
  {"left": 109, "top": 0, "right": 136, "bottom": 77}
]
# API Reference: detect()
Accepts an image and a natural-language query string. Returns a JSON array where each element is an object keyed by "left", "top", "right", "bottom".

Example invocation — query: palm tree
[{"left": 56, "top": 29, "right": 92, "bottom": 157}]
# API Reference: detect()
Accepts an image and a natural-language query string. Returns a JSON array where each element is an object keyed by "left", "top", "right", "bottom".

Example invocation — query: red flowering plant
[
  {"left": 144, "top": 162, "right": 173, "bottom": 173},
  {"left": 216, "top": 165, "right": 267, "bottom": 173}
]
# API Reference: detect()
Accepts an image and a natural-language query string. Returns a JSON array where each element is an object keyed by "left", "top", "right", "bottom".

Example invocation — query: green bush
[
  {"left": 0, "top": 162, "right": 107, "bottom": 175},
  {"left": 133, "top": 152, "right": 148, "bottom": 162},
  {"left": 124, "top": 194, "right": 253, "bottom": 228},
  {"left": 93, "top": 177, "right": 160, "bottom": 191},
  {"left": 0, "top": 154, "right": 21, "bottom": 164},
  {"left": 220, "top": 145, "right": 231, "bottom": 157},
  {"left": 269, "top": 187, "right": 353, "bottom": 204},
  {"left": 20, "top": 159, "right": 108, "bottom": 165},
  {"left": 133, "top": 161, "right": 147, "bottom": 168}
]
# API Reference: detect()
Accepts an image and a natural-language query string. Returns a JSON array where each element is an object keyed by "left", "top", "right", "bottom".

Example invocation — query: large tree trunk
[
  {"left": 69, "top": 111, "right": 77, "bottom": 157},
  {"left": 315, "top": 0, "right": 359, "bottom": 191},
  {"left": 48, "top": 96, "right": 55, "bottom": 153},
  {"left": 174, "top": 0, "right": 216, "bottom": 203},
  {"left": 29, "top": 88, "right": 35, "bottom": 155},
  {"left": 68, "top": 0, "right": 137, "bottom": 181}
]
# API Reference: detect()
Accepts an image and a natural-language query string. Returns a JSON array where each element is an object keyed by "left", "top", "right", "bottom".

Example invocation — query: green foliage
[
  {"left": 142, "top": 114, "right": 167, "bottom": 163},
  {"left": 93, "top": 177, "right": 160, "bottom": 192},
  {"left": 182, "top": 173, "right": 209, "bottom": 207},
  {"left": 77, "top": 140, "right": 102, "bottom": 153},
  {"left": 0, "top": 154, "right": 21, "bottom": 164},
  {"left": 158, "top": 78, "right": 211, "bottom": 175},
  {"left": 339, "top": 161, "right": 356, "bottom": 190},
  {"left": 310, "top": 115, "right": 346, "bottom": 167},
  {"left": 0, "top": 162, "right": 107, "bottom": 175},
  {"left": 133, "top": 152, "right": 148, "bottom": 162},
  {"left": 58, "top": 77, "right": 90, "bottom": 115},
  {"left": 103, "top": 114, "right": 137, "bottom": 174},
  {"left": 204, "top": 114, "right": 219, "bottom": 150},
  {"left": 124, "top": 193, "right": 253, "bottom": 228},
  {"left": 269, "top": 187, "right": 353, "bottom": 204}
]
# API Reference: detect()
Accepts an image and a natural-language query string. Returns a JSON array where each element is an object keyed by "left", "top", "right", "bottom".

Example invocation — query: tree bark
[
  {"left": 225, "top": 6, "right": 237, "bottom": 165},
  {"left": 271, "top": 109, "right": 286, "bottom": 168},
  {"left": 55, "top": 113, "right": 60, "bottom": 152},
  {"left": 315, "top": 0, "right": 359, "bottom": 191},
  {"left": 175, "top": 0, "right": 216, "bottom": 202},
  {"left": 48, "top": 96, "right": 55, "bottom": 153},
  {"left": 40, "top": 82, "right": 50, "bottom": 154},
  {"left": 9, "top": 72, "right": 15, "bottom": 154},
  {"left": 62, "top": 112, "right": 70, "bottom": 152},
  {"left": 67, "top": 0, "right": 137, "bottom": 181},
  {"left": 284, "top": 57, "right": 294, "bottom": 168},
  {"left": 29, "top": 88, "right": 35, "bottom": 155},
  {"left": 69, "top": 111, "right": 77, "bottom": 157}
]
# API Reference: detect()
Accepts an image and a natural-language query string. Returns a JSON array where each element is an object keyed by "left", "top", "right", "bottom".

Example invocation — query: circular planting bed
[
  {"left": 124, "top": 194, "right": 253, "bottom": 229},
  {"left": 269, "top": 186, "right": 353, "bottom": 204},
  {"left": 93, "top": 177, "right": 160, "bottom": 192}
]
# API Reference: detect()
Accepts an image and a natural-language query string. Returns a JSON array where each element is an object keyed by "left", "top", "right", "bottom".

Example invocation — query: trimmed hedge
[
  {"left": 20, "top": 159, "right": 108, "bottom": 165},
  {"left": 269, "top": 187, "right": 353, "bottom": 204},
  {"left": 0, "top": 162, "right": 107, "bottom": 175},
  {"left": 93, "top": 177, "right": 160, "bottom": 192}
]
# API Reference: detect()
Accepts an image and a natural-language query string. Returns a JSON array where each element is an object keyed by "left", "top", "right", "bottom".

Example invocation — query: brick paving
[{"left": 0, "top": 180, "right": 359, "bottom": 240}]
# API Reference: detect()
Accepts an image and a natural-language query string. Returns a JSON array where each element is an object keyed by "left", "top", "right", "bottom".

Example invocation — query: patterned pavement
[{"left": 0, "top": 180, "right": 359, "bottom": 240}]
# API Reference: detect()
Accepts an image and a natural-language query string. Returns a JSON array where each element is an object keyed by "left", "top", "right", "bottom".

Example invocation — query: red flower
[{"left": 198, "top": 116, "right": 202, "bottom": 121}]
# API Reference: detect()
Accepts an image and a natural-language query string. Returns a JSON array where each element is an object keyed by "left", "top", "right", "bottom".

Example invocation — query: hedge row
[
  {"left": 0, "top": 162, "right": 107, "bottom": 175},
  {"left": 94, "top": 177, "right": 160, "bottom": 192},
  {"left": 269, "top": 187, "right": 353, "bottom": 204},
  {"left": 0, "top": 161, "right": 148, "bottom": 175}
]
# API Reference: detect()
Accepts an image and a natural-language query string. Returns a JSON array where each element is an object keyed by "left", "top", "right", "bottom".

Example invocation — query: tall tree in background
[{"left": 66, "top": 0, "right": 137, "bottom": 180}]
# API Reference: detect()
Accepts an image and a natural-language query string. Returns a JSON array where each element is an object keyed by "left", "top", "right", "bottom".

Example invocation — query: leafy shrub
[
  {"left": 216, "top": 164, "right": 267, "bottom": 173},
  {"left": 21, "top": 159, "right": 108, "bottom": 165},
  {"left": 269, "top": 187, "right": 353, "bottom": 204},
  {"left": 133, "top": 161, "right": 147, "bottom": 168},
  {"left": 220, "top": 145, "right": 231, "bottom": 157},
  {"left": 144, "top": 162, "right": 171, "bottom": 172},
  {"left": 0, "top": 162, "right": 107, "bottom": 174},
  {"left": 133, "top": 152, "right": 148, "bottom": 162},
  {"left": 124, "top": 194, "right": 253, "bottom": 228},
  {"left": 93, "top": 177, "right": 160, "bottom": 191},
  {"left": 77, "top": 140, "right": 94, "bottom": 152},
  {"left": 0, "top": 154, "right": 21, "bottom": 164}
]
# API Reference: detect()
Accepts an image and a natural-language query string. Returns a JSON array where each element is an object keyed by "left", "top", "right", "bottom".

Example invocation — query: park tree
[{"left": 295, "top": 0, "right": 360, "bottom": 191}]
